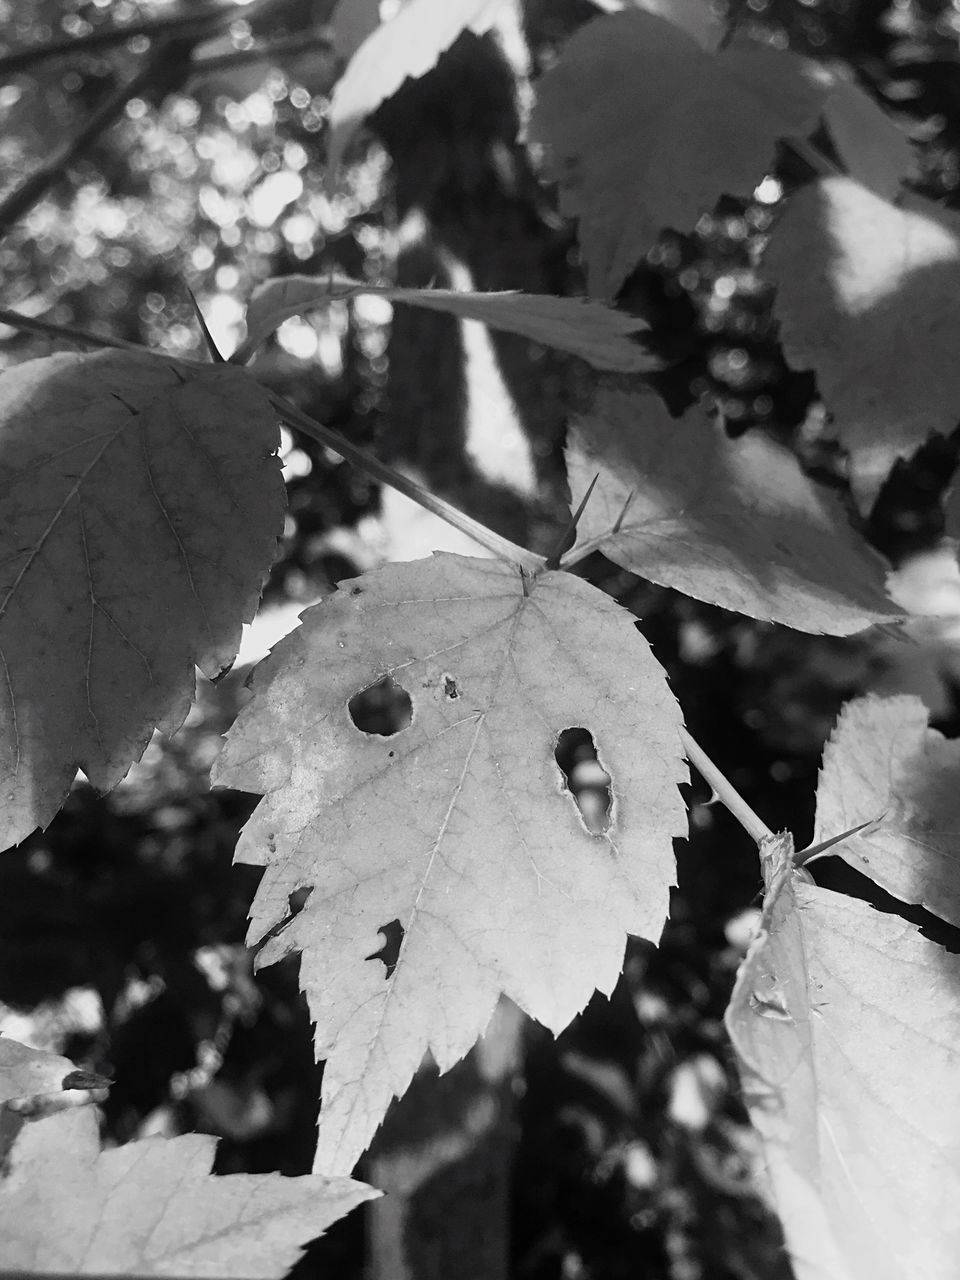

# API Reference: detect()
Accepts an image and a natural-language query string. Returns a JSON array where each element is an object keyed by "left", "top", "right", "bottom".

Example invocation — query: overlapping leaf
[
  {"left": 0, "top": 350, "right": 284, "bottom": 849},
  {"left": 726, "top": 831, "right": 960, "bottom": 1280},
  {"left": 530, "top": 11, "right": 829, "bottom": 296},
  {"left": 0, "top": 1103, "right": 376, "bottom": 1276},
  {"left": 327, "top": 0, "right": 503, "bottom": 170},
  {"left": 590, "top": 0, "right": 724, "bottom": 50},
  {"left": 214, "top": 553, "right": 686, "bottom": 1173},
  {"left": 234, "top": 273, "right": 655, "bottom": 370},
  {"left": 565, "top": 386, "right": 897, "bottom": 634},
  {"left": 764, "top": 178, "right": 960, "bottom": 512},
  {"left": 813, "top": 694, "right": 960, "bottom": 926},
  {"left": 822, "top": 79, "right": 915, "bottom": 199}
]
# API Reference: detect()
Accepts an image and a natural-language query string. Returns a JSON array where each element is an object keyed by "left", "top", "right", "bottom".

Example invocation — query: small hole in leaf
[
  {"left": 555, "top": 728, "right": 612, "bottom": 834},
  {"left": 366, "top": 919, "right": 404, "bottom": 979},
  {"left": 442, "top": 673, "right": 460, "bottom": 700},
  {"left": 261, "top": 885, "right": 312, "bottom": 944},
  {"left": 348, "top": 675, "right": 413, "bottom": 737}
]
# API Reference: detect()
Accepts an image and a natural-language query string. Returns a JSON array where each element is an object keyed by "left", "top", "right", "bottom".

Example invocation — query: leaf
[
  {"left": 726, "top": 831, "right": 960, "bottom": 1280},
  {"left": 214, "top": 553, "right": 686, "bottom": 1173},
  {"left": 329, "top": 0, "right": 383, "bottom": 62},
  {"left": 822, "top": 78, "right": 916, "bottom": 200},
  {"left": 529, "top": 12, "right": 829, "bottom": 296},
  {"left": 764, "top": 177, "right": 960, "bottom": 513},
  {"left": 0, "top": 350, "right": 284, "bottom": 849},
  {"left": 565, "top": 386, "right": 898, "bottom": 634},
  {"left": 0, "top": 1105, "right": 377, "bottom": 1276},
  {"left": 327, "top": 0, "right": 503, "bottom": 170},
  {"left": 0, "top": 1037, "right": 99, "bottom": 1106},
  {"left": 813, "top": 694, "right": 960, "bottom": 926},
  {"left": 589, "top": 0, "right": 724, "bottom": 51},
  {"left": 235, "top": 273, "right": 655, "bottom": 371}
]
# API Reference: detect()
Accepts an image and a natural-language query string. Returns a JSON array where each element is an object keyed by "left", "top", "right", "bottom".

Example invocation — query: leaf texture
[
  {"left": 235, "top": 274, "right": 654, "bottom": 371},
  {"left": 0, "top": 350, "right": 284, "bottom": 848},
  {"left": 214, "top": 553, "right": 686, "bottom": 1173},
  {"left": 813, "top": 694, "right": 960, "bottom": 926},
  {"left": 726, "top": 832, "right": 960, "bottom": 1280},
  {"left": 530, "top": 12, "right": 828, "bottom": 296},
  {"left": 764, "top": 177, "right": 960, "bottom": 512},
  {"left": 327, "top": 0, "right": 503, "bottom": 170},
  {"left": 565, "top": 386, "right": 897, "bottom": 634},
  {"left": 0, "top": 1105, "right": 376, "bottom": 1276}
]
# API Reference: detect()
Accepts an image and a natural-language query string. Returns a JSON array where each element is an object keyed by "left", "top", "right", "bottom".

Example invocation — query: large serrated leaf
[
  {"left": 813, "top": 694, "right": 960, "bottom": 926},
  {"left": 726, "top": 832, "right": 960, "bottom": 1280},
  {"left": 214, "top": 553, "right": 687, "bottom": 1174},
  {"left": 0, "top": 350, "right": 284, "bottom": 849},
  {"left": 764, "top": 177, "right": 960, "bottom": 513},
  {"left": 565, "top": 386, "right": 898, "bottom": 634},
  {"left": 530, "top": 12, "right": 829, "bottom": 296},
  {"left": 235, "top": 273, "right": 654, "bottom": 370},
  {"left": 0, "top": 1104, "right": 376, "bottom": 1276}
]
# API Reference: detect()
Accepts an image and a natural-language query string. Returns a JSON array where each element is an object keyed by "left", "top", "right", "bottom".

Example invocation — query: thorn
[
  {"left": 794, "top": 812, "right": 887, "bottom": 865},
  {"left": 546, "top": 473, "right": 600, "bottom": 571},
  {"left": 612, "top": 489, "right": 635, "bottom": 535},
  {"left": 187, "top": 287, "right": 225, "bottom": 363}
]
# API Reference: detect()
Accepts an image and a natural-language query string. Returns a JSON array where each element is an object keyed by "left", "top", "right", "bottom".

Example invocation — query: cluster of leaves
[{"left": 3, "top": 0, "right": 960, "bottom": 1276}]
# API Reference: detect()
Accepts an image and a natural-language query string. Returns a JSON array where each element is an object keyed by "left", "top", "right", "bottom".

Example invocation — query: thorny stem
[
  {"left": 679, "top": 726, "right": 774, "bottom": 846},
  {"left": 265, "top": 390, "right": 546, "bottom": 572},
  {"left": 0, "top": 307, "right": 146, "bottom": 352},
  {"left": 0, "top": 0, "right": 274, "bottom": 77}
]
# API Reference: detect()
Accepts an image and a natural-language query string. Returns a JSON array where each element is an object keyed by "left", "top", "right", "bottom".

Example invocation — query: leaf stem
[
  {"left": 679, "top": 726, "right": 773, "bottom": 846},
  {"left": 263, "top": 390, "right": 547, "bottom": 572}
]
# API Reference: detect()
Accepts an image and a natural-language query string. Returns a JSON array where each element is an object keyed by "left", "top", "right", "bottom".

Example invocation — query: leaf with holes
[
  {"left": 0, "top": 350, "right": 284, "bottom": 849},
  {"left": 327, "top": 0, "right": 503, "bottom": 170},
  {"left": 565, "top": 386, "right": 897, "bottom": 634},
  {"left": 0, "top": 1104, "right": 376, "bottom": 1276},
  {"left": 813, "top": 694, "right": 960, "bottom": 926},
  {"left": 214, "top": 553, "right": 686, "bottom": 1173},
  {"left": 530, "top": 11, "right": 829, "bottom": 296},
  {"left": 764, "top": 177, "right": 960, "bottom": 512},
  {"left": 726, "top": 831, "right": 960, "bottom": 1280},
  {"left": 234, "top": 274, "right": 655, "bottom": 370}
]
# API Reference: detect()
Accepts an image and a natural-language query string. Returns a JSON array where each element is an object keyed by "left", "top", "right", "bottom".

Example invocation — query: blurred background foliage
[{"left": 2, "top": 0, "right": 960, "bottom": 1276}]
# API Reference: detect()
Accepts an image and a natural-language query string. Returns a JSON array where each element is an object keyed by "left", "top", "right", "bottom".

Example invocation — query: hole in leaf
[
  {"left": 555, "top": 728, "right": 612, "bottom": 834},
  {"left": 260, "top": 885, "right": 312, "bottom": 944},
  {"left": 348, "top": 675, "right": 413, "bottom": 737},
  {"left": 365, "top": 919, "right": 404, "bottom": 979},
  {"left": 442, "top": 673, "right": 460, "bottom": 700}
]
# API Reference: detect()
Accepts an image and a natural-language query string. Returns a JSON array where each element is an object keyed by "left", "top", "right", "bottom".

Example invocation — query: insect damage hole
[
  {"left": 555, "top": 728, "right": 613, "bottom": 834},
  {"left": 348, "top": 674, "right": 413, "bottom": 737},
  {"left": 365, "top": 920, "right": 404, "bottom": 980}
]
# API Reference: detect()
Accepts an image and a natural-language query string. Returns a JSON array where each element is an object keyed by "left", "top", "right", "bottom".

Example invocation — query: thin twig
[
  {"left": 679, "top": 726, "right": 773, "bottom": 846},
  {"left": 0, "top": 0, "right": 270, "bottom": 77},
  {"left": 0, "top": 48, "right": 172, "bottom": 239},
  {"left": 265, "top": 389, "right": 546, "bottom": 572},
  {"left": 188, "top": 31, "right": 333, "bottom": 83}
]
